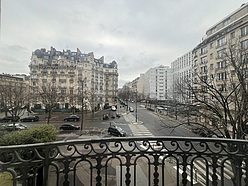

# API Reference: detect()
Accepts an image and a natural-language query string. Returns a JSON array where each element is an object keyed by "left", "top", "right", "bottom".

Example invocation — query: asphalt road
[{"left": 0, "top": 102, "right": 201, "bottom": 138}]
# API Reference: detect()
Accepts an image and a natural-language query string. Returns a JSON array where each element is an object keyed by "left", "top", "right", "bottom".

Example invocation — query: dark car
[
  {"left": 108, "top": 125, "right": 126, "bottom": 137},
  {"left": 192, "top": 127, "right": 214, "bottom": 137},
  {"left": 0, "top": 116, "right": 20, "bottom": 122},
  {"left": 116, "top": 113, "right": 121, "bottom": 118},
  {"left": 64, "top": 115, "right": 80, "bottom": 122},
  {"left": 20, "top": 116, "right": 39, "bottom": 122},
  {"left": 59, "top": 123, "right": 80, "bottom": 130}
]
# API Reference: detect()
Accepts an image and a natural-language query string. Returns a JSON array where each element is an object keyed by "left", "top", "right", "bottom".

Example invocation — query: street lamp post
[
  {"left": 135, "top": 90, "right": 138, "bottom": 122},
  {"left": 80, "top": 78, "right": 86, "bottom": 132}
]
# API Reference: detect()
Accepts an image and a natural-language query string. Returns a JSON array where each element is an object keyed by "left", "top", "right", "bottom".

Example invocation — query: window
[
  {"left": 217, "top": 84, "right": 226, "bottom": 91},
  {"left": 230, "top": 31, "right": 235, "bottom": 39},
  {"left": 217, "top": 72, "right": 227, "bottom": 80},
  {"left": 200, "top": 66, "right": 207, "bottom": 73},
  {"left": 200, "top": 56, "right": 208, "bottom": 64},
  {"left": 210, "top": 53, "right": 213, "bottom": 59},
  {"left": 216, "top": 37, "right": 226, "bottom": 47},
  {"left": 210, "top": 64, "right": 213, "bottom": 70},
  {"left": 210, "top": 27, "right": 216, "bottom": 35},
  {"left": 241, "top": 26, "right": 248, "bottom": 37},
  {"left": 241, "top": 54, "right": 248, "bottom": 63},
  {"left": 61, "top": 89, "right": 66, "bottom": 94},
  {"left": 231, "top": 44, "right": 236, "bottom": 51},
  {"left": 217, "top": 61, "right": 226, "bottom": 69},
  {"left": 201, "top": 46, "right": 207, "bottom": 54},
  {"left": 241, "top": 40, "right": 248, "bottom": 50},
  {"left": 217, "top": 49, "right": 226, "bottom": 59},
  {"left": 210, "top": 43, "right": 213, "bottom": 48},
  {"left": 223, "top": 18, "right": 230, "bottom": 26}
]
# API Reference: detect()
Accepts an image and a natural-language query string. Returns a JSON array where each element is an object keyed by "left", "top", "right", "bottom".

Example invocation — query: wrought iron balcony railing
[{"left": 0, "top": 136, "right": 248, "bottom": 186}]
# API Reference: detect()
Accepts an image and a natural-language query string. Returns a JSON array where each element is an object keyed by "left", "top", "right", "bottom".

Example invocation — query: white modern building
[
  {"left": 143, "top": 65, "right": 173, "bottom": 100},
  {"left": 171, "top": 50, "right": 193, "bottom": 102}
]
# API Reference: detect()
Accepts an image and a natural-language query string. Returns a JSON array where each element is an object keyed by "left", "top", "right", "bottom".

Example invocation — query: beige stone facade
[
  {"left": 0, "top": 74, "right": 29, "bottom": 112},
  {"left": 192, "top": 3, "right": 248, "bottom": 124},
  {"left": 193, "top": 3, "right": 248, "bottom": 93},
  {"left": 29, "top": 47, "right": 118, "bottom": 111}
]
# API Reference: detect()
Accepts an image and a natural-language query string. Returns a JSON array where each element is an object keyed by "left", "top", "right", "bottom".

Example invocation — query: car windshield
[{"left": 64, "top": 124, "right": 73, "bottom": 126}]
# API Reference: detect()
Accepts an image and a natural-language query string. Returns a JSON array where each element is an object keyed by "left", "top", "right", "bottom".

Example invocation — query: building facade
[
  {"left": 29, "top": 47, "right": 118, "bottom": 111},
  {"left": 0, "top": 74, "right": 29, "bottom": 114},
  {"left": 171, "top": 50, "right": 193, "bottom": 103},
  {"left": 143, "top": 65, "right": 173, "bottom": 100},
  {"left": 193, "top": 3, "right": 248, "bottom": 98},
  {"left": 191, "top": 3, "right": 248, "bottom": 126}
]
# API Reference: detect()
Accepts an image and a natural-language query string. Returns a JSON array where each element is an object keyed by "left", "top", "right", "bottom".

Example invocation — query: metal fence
[{"left": 0, "top": 137, "right": 248, "bottom": 186}]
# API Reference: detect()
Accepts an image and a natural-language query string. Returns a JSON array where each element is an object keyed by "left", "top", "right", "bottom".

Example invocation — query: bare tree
[
  {"left": 0, "top": 80, "right": 28, "bottom": 120},
  {"left": 160, "top": 40, "right": 248, "bottom": 184},
  {"left": 38, "top": 82, "right": 64, "bottom": 124}
]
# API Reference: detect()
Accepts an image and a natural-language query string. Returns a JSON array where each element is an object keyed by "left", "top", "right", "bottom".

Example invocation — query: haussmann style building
[{"left": 29, "top": 47, "right": 118, "bottom": 112}]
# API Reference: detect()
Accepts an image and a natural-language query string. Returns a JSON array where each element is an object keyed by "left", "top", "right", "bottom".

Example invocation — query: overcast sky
[{"left": 0, "top": 0, "right": 246, "bottom": 87}]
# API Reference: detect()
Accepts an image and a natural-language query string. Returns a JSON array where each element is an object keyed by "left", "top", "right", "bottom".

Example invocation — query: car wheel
[
  {"left": 74, "top": 119, "right": 77, "bottom": 122},
  {"left": 31, "top": 119, "right": 34, "bottom": 122},
  {"left": 64, "top": 119, "right": 67, "bottom": 121},
  {"left": 20, "top": 119, "right": 23, "bottom": 122}
]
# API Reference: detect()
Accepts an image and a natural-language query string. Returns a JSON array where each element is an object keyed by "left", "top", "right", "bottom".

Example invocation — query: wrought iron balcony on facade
[{"left": 0, "top": 136, "right": 247, "bottom": 186}]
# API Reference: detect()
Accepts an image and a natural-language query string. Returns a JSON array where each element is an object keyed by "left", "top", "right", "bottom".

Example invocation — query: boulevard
[{"left": 0, "top": 102, "right": 235, "bottom": 186}]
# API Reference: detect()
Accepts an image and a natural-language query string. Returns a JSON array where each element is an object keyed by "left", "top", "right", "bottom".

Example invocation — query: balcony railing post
[
  {"left": 234, "top": 157, "right": 243, "bottom": 186},
  {"left": 1, "top": 137, "right": 248, "bottom": 185},
  {"left": 124, "top": 154, "right": 132, "bottom": 186},
  {"left": 153, "top": 154, "right": 159, "bottom": 186},
  {"left": 43, "top": 145, "right": 50, "bottom": 186},
  {"left": 181, "top": 154, "right": 188, "bottom": 186}
]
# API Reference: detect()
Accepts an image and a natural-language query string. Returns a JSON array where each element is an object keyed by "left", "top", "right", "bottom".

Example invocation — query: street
[{"left": 0, "top": 103, "right": 235, "bottom": 186}]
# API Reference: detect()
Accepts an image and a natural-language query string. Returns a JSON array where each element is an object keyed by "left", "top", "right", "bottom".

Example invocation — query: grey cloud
[{"left": 1, "top": 0, "right": 246, "bottom": 87}]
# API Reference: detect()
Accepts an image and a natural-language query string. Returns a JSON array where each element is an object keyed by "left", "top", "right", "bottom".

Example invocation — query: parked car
[
  {"left": 20, "top": 116, "right": 39, "bottom": 122},
  {"left": 59, "top": 123, "right": 80, "bottom": 130},
  {"left": 191, "top": 127, "right": 214, "bottom": 137},
  {"left": 129, "top": 107, "right": 134, "bottom": 112},
  {"left": 64, "top": 115, "right": 80, "bottom": 122},
  {"left": 102, "top": 114, "right": 109, "bottom": 120},
  {"left": 116, "top": 113, "right": 121, "bottom": 118},
  {"left": 108, "top": 125, "right": 126, "bottom": 137},
  {"left": 111, "top": 106, "right": 117, "bottom": 111},
  {"left": 0, "top": 116, "right": 20, "bottom": 122},
  {"left": 6, "top": 123, "right": 27, "bottom": 131}
]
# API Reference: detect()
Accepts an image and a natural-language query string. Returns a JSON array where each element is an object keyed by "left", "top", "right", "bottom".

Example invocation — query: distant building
[
  {"left": 137, "top": 74, "right": 145, "bottom": 100},
  {"left": 0, "top": 73, "right": 28, "bottom": 110},
  {"left": 171, "top": 50, "right": 193, "bottom": 102},
  {"left": 143, "top": 65, "right": 173, "bottom": 100},
  {"left": 29, "top": 47, "right": 118, "bottom": 110}
]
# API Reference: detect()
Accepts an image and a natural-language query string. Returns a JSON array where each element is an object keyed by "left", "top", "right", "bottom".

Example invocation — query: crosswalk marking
[
  {"left": 129, "top": 123, "right": 154, "bottom": 137},
  {"left": 194, "top": 159, "right": 233, "bottom": 180},
  {"left": 173, "top": 158, "right": 236, "bottom": 185}
]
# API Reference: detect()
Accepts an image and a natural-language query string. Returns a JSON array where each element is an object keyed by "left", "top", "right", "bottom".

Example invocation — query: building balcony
[{"left": 0, "top": 137, "right": 247, "bottom": 186}]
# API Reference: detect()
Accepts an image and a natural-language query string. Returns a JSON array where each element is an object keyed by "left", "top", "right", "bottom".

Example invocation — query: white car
[
  {"left": 6, "top": 123, "right": 27, "bottom": 131},
  {"left": 129, "top": 107, "right": 134, "bottom": 112},
  {"left": 111, "top": 106, "right": 117, "bottom": 111}
]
